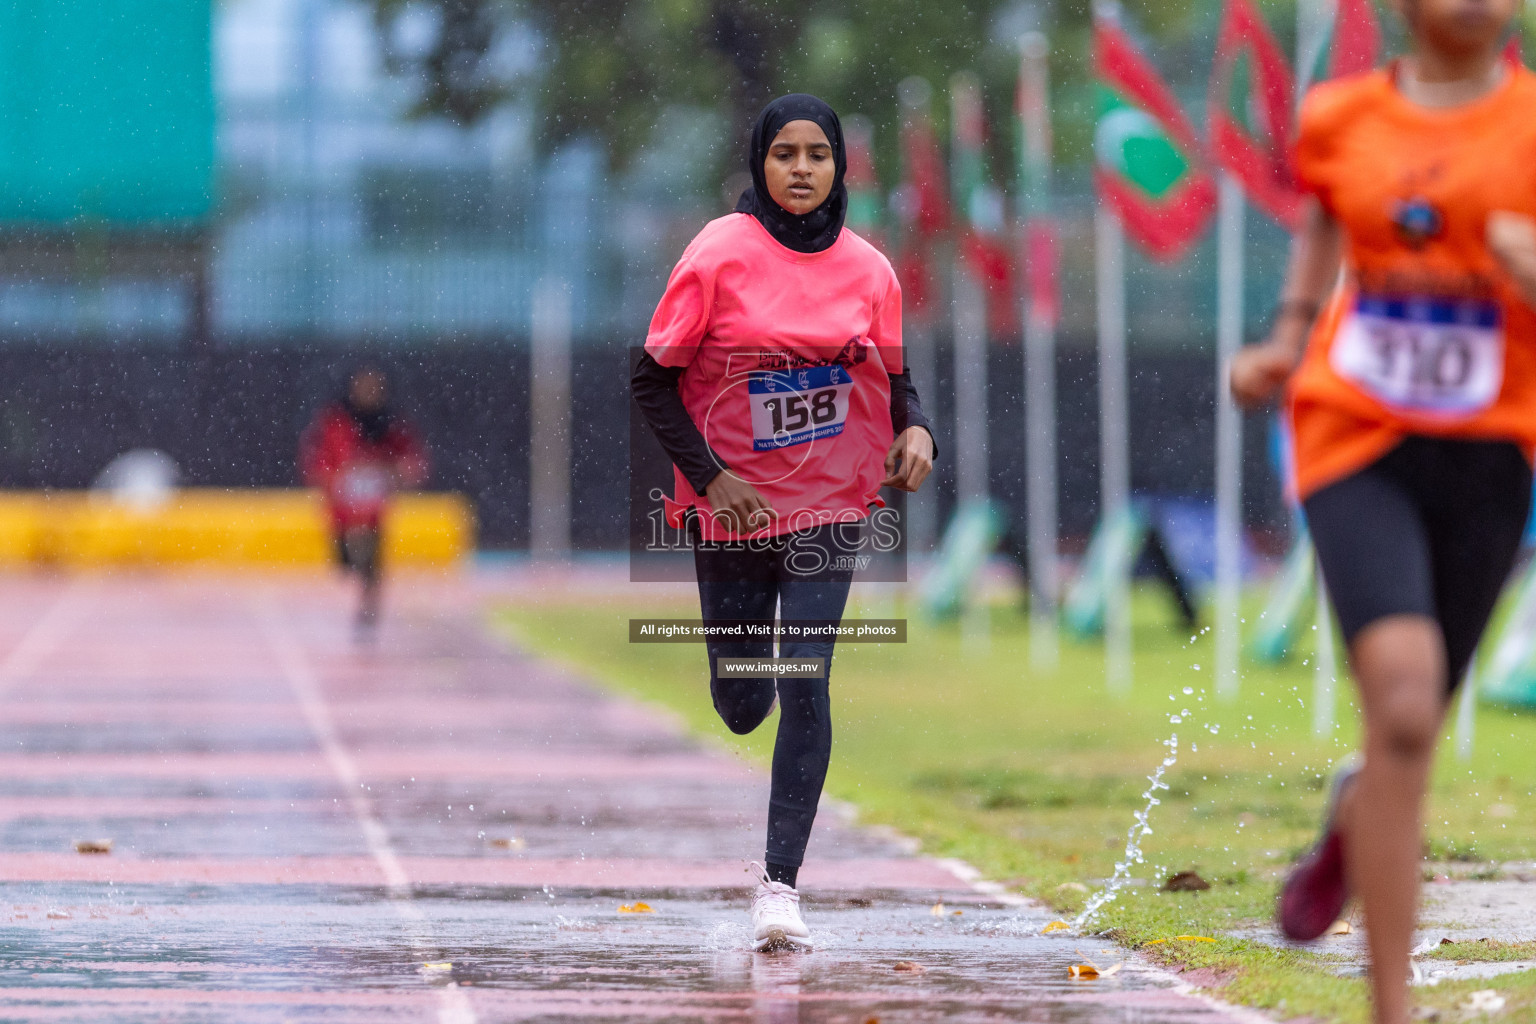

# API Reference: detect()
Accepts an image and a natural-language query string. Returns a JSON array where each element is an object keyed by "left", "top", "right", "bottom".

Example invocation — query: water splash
[{"left": 1072, "top": 732, "right": 1179, "bottom": 930}]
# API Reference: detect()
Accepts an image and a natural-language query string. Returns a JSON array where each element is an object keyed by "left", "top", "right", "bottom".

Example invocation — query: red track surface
[{"left": 0, "top": 573, "right": 1265, "bottom": 1022}]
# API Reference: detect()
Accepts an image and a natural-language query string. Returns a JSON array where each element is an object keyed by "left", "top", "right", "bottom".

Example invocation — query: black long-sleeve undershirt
[{"left": 631, "top": 352, "right": 937, "bottom": 495}]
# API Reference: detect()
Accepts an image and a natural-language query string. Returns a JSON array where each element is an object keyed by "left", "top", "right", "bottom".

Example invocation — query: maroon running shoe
[{"left": 1277, "top": 762, "right": 1360, "bottom": 941}]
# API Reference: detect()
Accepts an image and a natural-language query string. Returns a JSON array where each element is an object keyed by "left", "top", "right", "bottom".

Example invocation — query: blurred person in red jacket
[{"left": 301, "top": 367, "right": 428, "bottom": 635}]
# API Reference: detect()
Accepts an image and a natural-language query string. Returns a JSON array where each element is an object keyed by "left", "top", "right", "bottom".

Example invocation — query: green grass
[
  {"left": 494, "top": 586, "right": 1536, "bottom": 1023},
  {"left": 1422, "top": 939, "right": 1536, "bottom": 962}
]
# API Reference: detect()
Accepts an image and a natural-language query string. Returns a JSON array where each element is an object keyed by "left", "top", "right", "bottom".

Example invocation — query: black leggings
[
  {"left": 694, "top": 522, "right": 858, "bottom": 870},
  {"left": 336, "top": 526, "right": 381, "bottom": 586},
  {"left": 1304, "top": 436, "right": 1532, "bottom": 695}
]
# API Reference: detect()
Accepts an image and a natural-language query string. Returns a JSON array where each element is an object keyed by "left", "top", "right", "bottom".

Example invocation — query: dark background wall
[{"left": 0, "top": 339, "right": 1288, "bottom": 549}]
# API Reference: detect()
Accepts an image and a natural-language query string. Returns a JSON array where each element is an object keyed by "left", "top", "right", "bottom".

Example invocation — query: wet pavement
[{"left": 0, "top": 573, "right": 1270, "bottom": 1022}]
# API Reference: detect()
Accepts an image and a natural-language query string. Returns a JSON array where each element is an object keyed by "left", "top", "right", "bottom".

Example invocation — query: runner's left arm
[
  {"left": 871, "top": 270, "right": 934, "bottom": 492},
  {"left": 888, "top": 368, "right": 938, "bottom": 462}
]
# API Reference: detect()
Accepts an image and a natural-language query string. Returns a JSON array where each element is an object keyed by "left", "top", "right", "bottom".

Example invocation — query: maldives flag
[
  {"left": 1209, "top": 0, "right": 1302, "bottom": 228},
  {"left": 1093, "top": 15, "right": 1216, "bottom": 261},
  {"left": 1299, "top": 0, "right": 1382, "bottom": 94},
  {"left": 894, "top": 86, "right": 949, "bottom": 315},
  {"left": 951, "top": 72, "right": 1018, "bottom": 335},
  {"left": 843, "top": 115, "right": 883, "bottom": 243},
  {"left": 1016, "top": 39, "right": 1058, "bottom": 327},
  {"left": 1326, "top": 0, "right": 1381, "bottom": 80}
]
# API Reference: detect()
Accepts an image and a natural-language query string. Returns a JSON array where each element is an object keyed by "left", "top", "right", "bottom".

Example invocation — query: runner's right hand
[
  {"left": 704, "top": 473, "right": 774, "bottom": 534},
  {"left": 1229, "top": 336, "right": 1303, "bottom": 411}
]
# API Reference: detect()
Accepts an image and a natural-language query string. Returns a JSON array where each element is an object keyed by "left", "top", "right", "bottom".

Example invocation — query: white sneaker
[{"left": 748, "top": 861, "right": 811, "bottom": 951}]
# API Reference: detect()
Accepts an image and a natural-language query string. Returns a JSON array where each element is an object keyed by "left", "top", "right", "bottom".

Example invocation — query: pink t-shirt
[{"left": 645, "top": 213, "right": 903, "bottom": 541}]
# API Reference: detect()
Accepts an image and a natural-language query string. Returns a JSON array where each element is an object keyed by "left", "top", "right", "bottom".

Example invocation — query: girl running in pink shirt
[{"left": 633, "top": 94, "right": 935, "bottom": 950}]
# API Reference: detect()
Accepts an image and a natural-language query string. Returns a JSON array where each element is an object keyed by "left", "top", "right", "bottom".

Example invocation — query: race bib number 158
[
  {"left": 748, "top": 365, "right": 854, "bottom": 451},
  {"left": 1331, "top": 294, "right": 1503, "bottom": 416}
]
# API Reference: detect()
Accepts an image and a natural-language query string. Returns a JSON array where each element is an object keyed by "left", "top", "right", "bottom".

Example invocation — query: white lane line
[
  {"left": 0, "top": 579, "right": 91, "bottom": 694},
  {"left": 256, "top": 596, "right": 476, "bottom": 1024}
]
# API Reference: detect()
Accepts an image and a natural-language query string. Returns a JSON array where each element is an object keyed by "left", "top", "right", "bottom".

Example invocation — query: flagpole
[
  {"left": 907, "top": 319, "right": 938, "bottom": 556},
  {"left": 1296, "top": 0, "right": 1330, "bottom": 95},
  {"left": 952, "top": 274, "right": 989, "bottom": 507},
  {"left": 950, "top": 72, "right": 991, "bottom": 650},
  {"left": 1020, "top": 31, "right": 1058, "bottom": 669},
  {"left": 530, "top": 276, "right": 573, "bottom": 564},
  {"left": 1214, "top": 173, "right": 1245, "bottom": 702},
  {"left": 1095, "top": 204, "right": 1131, "bottom": 694},
  {"left": 898, "top": 77, "right": 939, "bottom": 559},
  {"left": 950, "top": 73, "right": 990, "bottom": 509},
  {"left": 1295, "top": 0, "right": 1339, "bottom": 730}
]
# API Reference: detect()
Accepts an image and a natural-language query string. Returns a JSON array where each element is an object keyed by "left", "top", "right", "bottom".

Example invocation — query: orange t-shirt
[{"left": 1287, "top": 65, "right": 1536, "bottom": 500}]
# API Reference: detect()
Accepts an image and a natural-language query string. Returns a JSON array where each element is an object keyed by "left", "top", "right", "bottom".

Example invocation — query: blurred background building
[{"left": 0, "top": 0, "right": 1429, "bottom": 550}]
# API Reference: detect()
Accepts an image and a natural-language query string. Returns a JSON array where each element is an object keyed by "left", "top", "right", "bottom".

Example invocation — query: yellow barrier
[{"left": 0, "top": 490, "right": 474, "bottom": 569}]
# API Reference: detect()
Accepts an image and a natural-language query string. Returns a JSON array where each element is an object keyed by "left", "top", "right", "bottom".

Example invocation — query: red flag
[
  {"left": 1329, "top": 0, "right": 1381, "bottom": 79},
  {"left": 1016, "top": 38, "right": 1059, "bottom": 327},
  {"left": 951, "top": 73, "right": 1018, "bottom": 336},
  {"left": 895, "top": 89, "right": 949, "bottom": 315},
  {"left": 843, "top": 116, "right": 884, "bottom": 244},
  {"left": 1093, "top": 15, "right": 1216, "bottom": 261},
  {"left": 901, "top": 104, "right": 948, "bottom": 239},
  {"left": 1209, "top": 0, "right": 1302, "bottom": 228},
  {"left": 1024, "top": 222, "right": 1059, "bottom": 327}
]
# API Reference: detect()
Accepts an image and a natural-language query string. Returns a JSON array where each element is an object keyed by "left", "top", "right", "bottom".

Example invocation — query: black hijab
[{"left": 735, "top": 94, "right": 848, "bottom": 254}]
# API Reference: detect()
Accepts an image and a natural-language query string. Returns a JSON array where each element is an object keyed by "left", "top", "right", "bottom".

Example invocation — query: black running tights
[
  {"left": 694, "top": 523, "right": 857, "bottom": 874},
  {"left": 1304, "top": 436, "right": 1531, "bottom": 696}
]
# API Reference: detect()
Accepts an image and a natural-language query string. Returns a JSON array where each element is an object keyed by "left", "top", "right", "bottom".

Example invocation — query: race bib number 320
[
  {"left": 1331, "top": 294, "right": 1503, "bottom": 416},
  {"left": 748, "top": 365, "right": 854, "bottom": 451}
]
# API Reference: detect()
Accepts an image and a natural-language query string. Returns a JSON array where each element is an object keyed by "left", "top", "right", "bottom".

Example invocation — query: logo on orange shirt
[{"left": 1391, "top": 196, "right": 1444, "bottom": 249}]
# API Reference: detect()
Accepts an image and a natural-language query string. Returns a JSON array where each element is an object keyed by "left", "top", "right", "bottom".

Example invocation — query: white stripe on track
[
  {"left": 0, "top": 579, "right": 90, "bottom": 692},
  {"left": 256, "top": 597, "right": 476, "bottom": 1024}
]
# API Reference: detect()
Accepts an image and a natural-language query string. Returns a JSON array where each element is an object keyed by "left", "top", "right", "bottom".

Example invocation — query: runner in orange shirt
[{"left": 1230, "top": 1, "right": 1536, "bottom": 1019}]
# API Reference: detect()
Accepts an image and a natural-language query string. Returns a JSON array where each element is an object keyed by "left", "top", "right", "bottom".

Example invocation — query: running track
[{"left": 0, "top": 573, "right": 1268, "bottom": 1022}]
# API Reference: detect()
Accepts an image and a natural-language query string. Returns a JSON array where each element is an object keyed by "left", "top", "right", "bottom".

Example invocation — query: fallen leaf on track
[
  {"left": 1041, "top": 920, "right": 1071, "bottom": 934},
  {"left": 421, "top": 962, "right": 452, "bottom": 973},
  {"left": 893, "top": 960, "right": 926, "bottom": 974},
  {"left": 1326, "top": 920, "right": 1352, "bottom": 936},
  {"left": 488, "top": 837, "right": 525, "bottom": 850},
  {"left": 617, "top": 903, "right": 653, "bottom": 914},
  {"left": 929, "top": 903, "right": 945, "bottom": 916},
  {"left": 73, "top": 839, "right": 112, "bottom": 854},
  {"left": 1070, "top": 950, "right": 1123, "bottom": 979}
]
